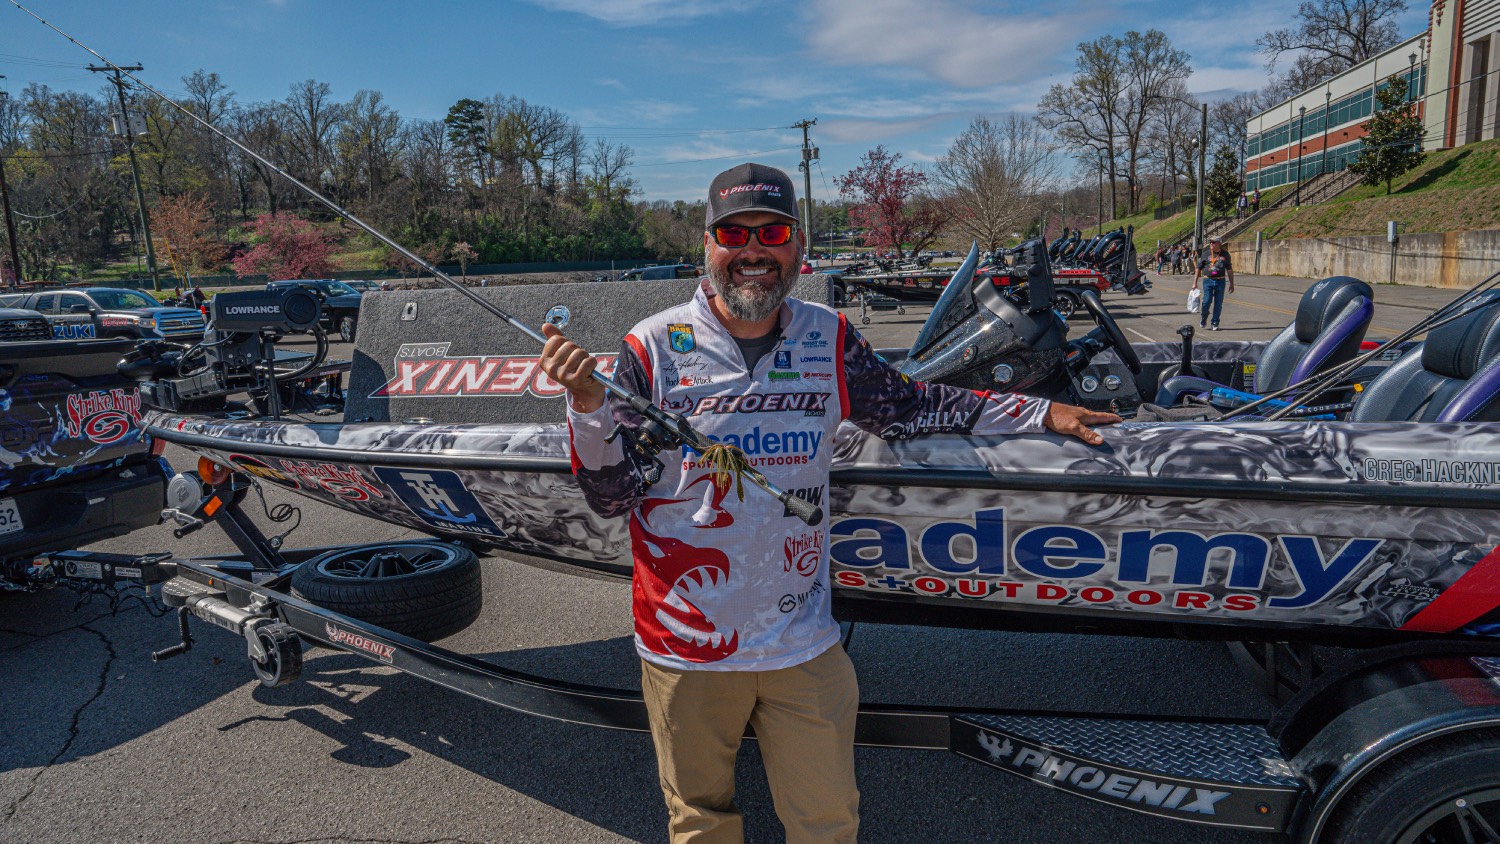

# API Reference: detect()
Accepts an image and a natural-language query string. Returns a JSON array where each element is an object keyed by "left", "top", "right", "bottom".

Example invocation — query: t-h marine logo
[{"left": 324, "top": 623, "right": 395, "bottom": 663}]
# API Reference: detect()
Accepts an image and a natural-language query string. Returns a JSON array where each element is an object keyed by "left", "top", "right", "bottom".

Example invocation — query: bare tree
[
  {"left": 279, "top": 79, "right": 342, "bottom": 191},
  {"left": 1119, "top": 30, "right": 1192, "bottom": 213},
  {"left": 934, "top": 115, "right": 1056, "bottom": 252},
  {"left": 1259, "top": 0, "right": 1408, "bottom": 86},
  {"left": 1039, "top": 35, "right": 1127, "bottom": 219}
]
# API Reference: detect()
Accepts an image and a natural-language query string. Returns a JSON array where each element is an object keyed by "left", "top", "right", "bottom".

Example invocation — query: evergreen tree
[
  {"left": 1204, "top": 144, "right": 1243, "bottom": 217},
  {"left": 1348, "top": 74, "right": 1425, "bottom": 194}
]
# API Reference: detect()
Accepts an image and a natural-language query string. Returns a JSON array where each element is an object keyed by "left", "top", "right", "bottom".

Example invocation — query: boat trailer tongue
[{"left": 131, "top": 467, "right": 1500, "bottom": 842}]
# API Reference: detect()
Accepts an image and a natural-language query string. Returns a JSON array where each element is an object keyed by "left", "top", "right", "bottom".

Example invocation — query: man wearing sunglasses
[{"left": 541, "top": 162, "right": 1117, "bottom": 844}]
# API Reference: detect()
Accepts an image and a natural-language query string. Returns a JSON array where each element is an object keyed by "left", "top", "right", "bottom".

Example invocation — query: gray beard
[{"left": 707, "top": 261, "right": 799, "bottom": 322}]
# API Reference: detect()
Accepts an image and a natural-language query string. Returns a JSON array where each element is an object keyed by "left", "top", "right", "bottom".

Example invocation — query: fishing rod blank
[{"left": 8, "top": 0, "right": 823, "bottom": 526}]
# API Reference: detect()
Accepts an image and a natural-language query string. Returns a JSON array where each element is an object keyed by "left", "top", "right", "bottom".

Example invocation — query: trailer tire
[
  {"left": 1320, "top": 729, "right": 1500, "bottom": 844},
  {"left": 291, "top": 542, "right": 482, "bottom": 642},
  {"left": 1054, "top": 290, "right": 1081, "bottom": 320}
]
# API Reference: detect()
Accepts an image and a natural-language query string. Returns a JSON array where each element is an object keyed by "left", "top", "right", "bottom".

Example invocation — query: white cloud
[
  {"left": 805, "top": 0, "right": 1083, "bottom": 87},
  {"left": 522, "top": 0, "right": 708, "bottom": 26}
]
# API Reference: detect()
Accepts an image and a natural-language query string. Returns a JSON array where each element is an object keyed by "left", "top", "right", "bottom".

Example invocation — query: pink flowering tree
[{"left": 232, "top": 212, "right": 336, "bottom": 280}]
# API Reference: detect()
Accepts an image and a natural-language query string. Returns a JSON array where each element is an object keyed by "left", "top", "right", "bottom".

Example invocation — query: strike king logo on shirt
[{"left": 372, "top": 345, "right": 618, "bottom": 398}]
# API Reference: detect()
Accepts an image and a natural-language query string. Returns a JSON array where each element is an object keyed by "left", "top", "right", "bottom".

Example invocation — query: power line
[{"left": 631, "top": 145, "right": 801, "bottom": 168}]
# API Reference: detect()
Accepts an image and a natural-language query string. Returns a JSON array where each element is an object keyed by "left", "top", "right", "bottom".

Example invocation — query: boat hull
[{"left": 145, "top": 409, "right": 1500, "bottom": 646}]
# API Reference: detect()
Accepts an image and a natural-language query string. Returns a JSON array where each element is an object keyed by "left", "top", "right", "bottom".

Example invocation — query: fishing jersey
[{"left": 568, "top": 280, "right": 1049, "bottom": 671}]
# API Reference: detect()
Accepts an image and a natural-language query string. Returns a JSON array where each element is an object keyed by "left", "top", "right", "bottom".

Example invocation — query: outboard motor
[{"left": 898, "top": 240, "right": 1070, "bottom": 396}]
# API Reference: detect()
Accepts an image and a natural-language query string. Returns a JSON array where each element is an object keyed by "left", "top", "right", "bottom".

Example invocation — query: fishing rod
[
  {"left": 9, "top": 0, "right": 824, "bottom": 527},
  {"left": 1221, "top": 268, "right": 1500, "bottom": 420}
]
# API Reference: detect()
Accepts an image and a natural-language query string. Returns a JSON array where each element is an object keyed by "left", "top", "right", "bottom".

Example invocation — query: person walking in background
[
  {"left": 1237, "top": 192, "right": 1248, "bottom": 219},
  {"left": 1251, "top": 188, "right": 1261, "bottom": 214},
  {"left": 1193, "top": 236, "right": 1234, "bottom": 330}
]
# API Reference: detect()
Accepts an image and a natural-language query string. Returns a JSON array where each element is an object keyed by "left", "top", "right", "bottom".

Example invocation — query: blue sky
[{"left": 0, "top": 0, "right": 1431, "bottom": 202}]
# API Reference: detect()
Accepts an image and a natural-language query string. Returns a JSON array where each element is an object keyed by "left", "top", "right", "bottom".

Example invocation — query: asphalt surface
[{"left": 0, "top": 273, "right": 1458, "bottom": 843}]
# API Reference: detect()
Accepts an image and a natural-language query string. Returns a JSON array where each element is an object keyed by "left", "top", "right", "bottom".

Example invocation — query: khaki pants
[{"left": 639, "top": 645, "right": 860, "bottom": 844}]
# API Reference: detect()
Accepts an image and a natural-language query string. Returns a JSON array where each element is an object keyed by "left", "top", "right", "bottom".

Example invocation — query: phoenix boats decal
[
  {"left": 372, "top": 467, "right": 506, "bottom": 538},
  {"left": 371, "top": 352, "right": 618, "bottom": 398},
  {"left": 324, "top": 623, "right": 395, "bottom": 663},
  {"left": 1361, "top": 457, "right": 1500, "bottom": 485},
  {"left": 828, "top": 509, "right": 1384, "bottom": 611},
  {"left": 65, "top": 388, "right": 142, "bottom": 445}
]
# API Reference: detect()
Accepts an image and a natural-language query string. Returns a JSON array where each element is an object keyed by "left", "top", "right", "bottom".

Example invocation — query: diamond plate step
[{"left": 952, "top": 714, "right": 1304, "bottom": 832}]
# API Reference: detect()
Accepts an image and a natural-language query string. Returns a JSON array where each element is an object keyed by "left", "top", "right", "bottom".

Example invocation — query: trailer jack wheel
[{"left": 250, "top": 622, "right": 303, "bottom": 688}]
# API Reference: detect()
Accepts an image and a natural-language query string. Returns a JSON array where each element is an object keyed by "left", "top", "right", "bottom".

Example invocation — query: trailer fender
[{"left": 1275, "top": 650, "right": 1500, "bottom": 842}]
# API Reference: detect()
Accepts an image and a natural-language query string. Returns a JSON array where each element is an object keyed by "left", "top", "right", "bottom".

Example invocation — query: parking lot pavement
[{"left": 5, "top": 273, "right": 1437, "bottom": 843}]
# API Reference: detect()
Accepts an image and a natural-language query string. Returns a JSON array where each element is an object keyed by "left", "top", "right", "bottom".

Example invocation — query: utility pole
[
  {"left": 0, "top": 83, "right": 22, "bottom": 289},
  {"left": 89, "top": 64, "right": 159, "bottom": 291},
  {"left": 793, "top": 118, "right": 817, "bottom": 260},
  {"left": 1194, "top": 102, "right": 1207, "bottom": 256}
]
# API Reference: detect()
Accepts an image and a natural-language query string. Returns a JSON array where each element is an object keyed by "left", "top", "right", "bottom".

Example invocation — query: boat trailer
[{"left": 127, "top": 469, "right": 1500, "bottom": 843}]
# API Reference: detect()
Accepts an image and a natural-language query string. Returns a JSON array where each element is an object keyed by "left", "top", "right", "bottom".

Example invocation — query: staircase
[{"left": 1165, "top": 168, "right": 1364, "bottom": 251}]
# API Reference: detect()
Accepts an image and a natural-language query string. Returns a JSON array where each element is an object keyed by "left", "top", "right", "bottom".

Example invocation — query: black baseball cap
[{"left": 706, "top": 163, "right": 799, "bottom": 227}]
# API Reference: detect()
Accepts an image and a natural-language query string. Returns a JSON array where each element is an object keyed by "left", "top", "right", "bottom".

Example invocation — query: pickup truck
[
  {"left": 0, "top": 287, "right": 206, "bottom": 342},
  {"left": 265, "top": 279, "right": 363, "bottom": 342},
  {"left": 0, "top": 336, "right": 170, "bottom": 582}
]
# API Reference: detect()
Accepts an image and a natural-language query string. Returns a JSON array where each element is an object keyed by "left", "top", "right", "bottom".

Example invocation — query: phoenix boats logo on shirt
[
  {"left": 372, "top": 350, "right": 618, "bottom": 398},
  {"left": 668, "top": 324, "right": 696, "bottom": 354},
  {"left": 691, "top": 392, "right": 830, "bottom": 416}
]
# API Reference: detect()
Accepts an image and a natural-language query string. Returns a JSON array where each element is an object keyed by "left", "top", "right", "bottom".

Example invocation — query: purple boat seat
[
  {"left": 1156, "top": 276, "right": 1374, "bottom": 406},
  {"left": 1351, "top": 296, "right": 1500, "bottom": 422}
]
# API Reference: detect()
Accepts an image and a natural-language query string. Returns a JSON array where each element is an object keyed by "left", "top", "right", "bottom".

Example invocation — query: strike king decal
[
  {"left": 372, "top": 467, "right": 506, "bottom": 538},
  {"left": 65, "top": 388, "right": 142, "bottom": 445},
  {"left": 827, "top": 508, "right": 1385, "bottom": 615},
  {"left": 275, "top": 460, "right": 384, "bottom": 501},
  {"left": 372, "top": 348, "right": 618, "bottom": 398},
  {"left": 951, "top": 720, "right": 1295, "bottom": 830},
  {"left": 229, "top": 454, "right": 300, "bottom": 489},
  {"left": 324, "top": 623, "right": 395, "bottom": 663}
]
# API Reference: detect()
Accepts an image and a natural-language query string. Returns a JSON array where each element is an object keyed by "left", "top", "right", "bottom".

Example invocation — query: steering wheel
[{"left": 1078, "top": 290, "right": 1141, "bottom": 374}]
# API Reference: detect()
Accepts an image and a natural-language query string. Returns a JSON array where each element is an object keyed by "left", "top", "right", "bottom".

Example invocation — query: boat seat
[
  {"left": 1156, "top": 276, "right": 1374, "bottom": 405},
  {"left": 1350, "top": 297, "right": 1500, "bottom": 422}
]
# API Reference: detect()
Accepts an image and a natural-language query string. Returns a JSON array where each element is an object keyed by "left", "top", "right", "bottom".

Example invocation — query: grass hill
[{"left": 1102, "top": 138, "right": 1500, "bottom": 253}]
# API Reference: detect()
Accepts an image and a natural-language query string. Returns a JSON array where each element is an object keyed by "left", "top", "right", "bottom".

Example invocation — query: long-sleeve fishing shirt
[{"left": 568, "top": 280, "right": 1049, "bottom": 671}]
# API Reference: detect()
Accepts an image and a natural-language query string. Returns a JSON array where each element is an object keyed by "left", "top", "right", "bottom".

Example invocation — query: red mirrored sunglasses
[{"left": 708, "top": 222, "right": 798, "bottom": 248}]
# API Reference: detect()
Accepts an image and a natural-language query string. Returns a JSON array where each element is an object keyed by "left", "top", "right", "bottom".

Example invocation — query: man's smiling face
[{"left": 704, "top": 210, "right": 803, "bottom": 323}]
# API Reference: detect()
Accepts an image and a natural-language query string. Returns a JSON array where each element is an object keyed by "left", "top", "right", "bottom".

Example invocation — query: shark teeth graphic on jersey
[{"left": 657, "top": 564, "right": 739, "bottom": 652}]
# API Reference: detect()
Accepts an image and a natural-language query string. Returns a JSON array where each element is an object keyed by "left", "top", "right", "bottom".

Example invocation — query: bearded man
[{"left": 540, "top": 162, "right": 1117, "bottom": 843}]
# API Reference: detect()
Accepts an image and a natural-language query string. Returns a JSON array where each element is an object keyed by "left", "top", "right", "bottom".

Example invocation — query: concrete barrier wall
[{"left": 1225, "top": 229, "right": 1500, "bottom": 288}]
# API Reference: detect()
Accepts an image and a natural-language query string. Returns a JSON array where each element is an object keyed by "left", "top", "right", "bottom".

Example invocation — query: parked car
[
  {"left": 0, "top": 287, "right": 206, "bottom": 342},
  {"left": 344, "top": 280, "right": 382, "bottom": 293},
  {"left": 614, "top": 264, "right": 698, "bottom": 282},
  {"left": 0, "top": 306, "right": 52, "bottom": 342},
  {"left": 265, "top": 279, "right": 363, "bottom": 342}
]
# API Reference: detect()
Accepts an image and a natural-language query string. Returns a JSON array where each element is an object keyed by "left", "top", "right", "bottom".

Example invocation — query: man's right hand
[{"left": 540, "top": 323, "right": 607, "bottom": 413}]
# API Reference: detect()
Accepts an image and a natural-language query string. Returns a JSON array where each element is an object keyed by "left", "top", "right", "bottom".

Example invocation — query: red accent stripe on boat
[
  {"left": 624, "top": 333, "right": 652, "bottom": 385},
  {"left": 1400, "top": 545, "right": 1500, "bottom": 633},
  {"left": 836, "top": 313, "right": 851, "bottom": 421}
]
